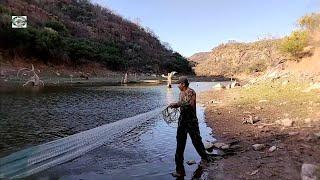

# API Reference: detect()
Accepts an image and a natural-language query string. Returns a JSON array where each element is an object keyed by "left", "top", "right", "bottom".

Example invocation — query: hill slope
[
  {"left": 190, "top": 39, "right": 285, "bottom": 77},
  {"left": 0, "top": 0, "right": 193, "bottom": 74},
  {"left": 189, "top": 13, "right": 320, "bottom": 79}
]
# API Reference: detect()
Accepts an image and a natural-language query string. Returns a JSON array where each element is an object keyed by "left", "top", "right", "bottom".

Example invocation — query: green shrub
[
  {"left": 298, "top": 13, "right": 320, "bottom": 31},
  {"left": 0, "top": 14, "right": 11, "bottom": 27},
  {"left": 280, "top": 30, "right": 309, "bottom": 57},
  {"left": 64, "top": 38, "right": 97, "bottom": 62},
  {"left": 0, "top": 0, "right": 194, "bottom": 74},
  {"left": 35, "top": 28, "right": 65, "bottom": 60},
  {"left": 162, "top": 52, "right": 192, "bottom": 73},
  {"left": 45, "top": 21, "right": 69, "bottom": 35},
  {"left": 0, "top": 4, "right": 11, "bottom": 14}
]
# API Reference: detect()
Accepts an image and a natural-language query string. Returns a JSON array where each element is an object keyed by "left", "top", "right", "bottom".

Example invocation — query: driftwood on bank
[
  {"left": 17, "top": 64, "right": 44, "bottom": 87},
  {"left": 161, "top": 71, "right": 177, "bottom": 88}
]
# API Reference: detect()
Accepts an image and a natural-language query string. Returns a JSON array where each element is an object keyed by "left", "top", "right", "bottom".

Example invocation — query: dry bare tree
[
  {"left": 162, "top": 71, "right": 177, "bottom": 88},
  {"left": 17, "top": 64, "right": 44, "bottom": 87}
]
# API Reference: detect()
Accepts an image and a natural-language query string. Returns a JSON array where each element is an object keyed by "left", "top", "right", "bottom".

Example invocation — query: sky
[{"left": 91, "top": 0, "right": 319, "bottom": 57}]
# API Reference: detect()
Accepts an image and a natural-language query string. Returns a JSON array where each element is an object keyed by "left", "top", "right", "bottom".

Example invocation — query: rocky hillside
[
  {"left": 0, "top": 0, "right": 193, "bottom": 74},
  {"left": 188, "top": 51, "right": 210, "bottom": 64},
  {"left": 190, "top": 39, "right": 286, "bottom": 77},
  {"left": 190, "top": 13, "right": 320, "bottom": 79}
]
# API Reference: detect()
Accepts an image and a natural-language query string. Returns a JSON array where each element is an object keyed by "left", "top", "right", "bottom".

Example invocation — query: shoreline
[
  {"left": 199, "top": 78, "right": 320, "bottom": 179},
  {"left": 0, "top": 60, "right": 232, "bottom": 90},
  {"left": 0, "top": 75, "right": 232, "bottom": 92}
]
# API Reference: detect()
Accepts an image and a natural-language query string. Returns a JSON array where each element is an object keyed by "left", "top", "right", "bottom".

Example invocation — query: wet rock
[
  {"left": 301, "top": 163, "right": 320, "bottom": 180},
  {"left": 213, "top": 142, "right": 230, "bottom": 150},
  {"left": 204, "top": 142, "right": 214, "bottom": 150},
  {"left": 186, "top": 160, "right": 196, "bottom": 165},
  {"left": 252, "top": 144, "right": 266, "bottom": 151},
  {"left": 268, "top": 146, "right": 277, "bottom": 152}
]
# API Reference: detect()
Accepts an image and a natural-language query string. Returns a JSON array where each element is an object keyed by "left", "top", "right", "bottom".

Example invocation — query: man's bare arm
[{"left": 169, "top": 90, "right": 195, "bottom": 109}]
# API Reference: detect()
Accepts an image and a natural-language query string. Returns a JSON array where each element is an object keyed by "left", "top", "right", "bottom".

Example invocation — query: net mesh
[
  {"left": 0, "top": 106, "right": 165, "bottom": 179},
  {"left": 161, "top": 106, "right": 180, "bottom": 127}
]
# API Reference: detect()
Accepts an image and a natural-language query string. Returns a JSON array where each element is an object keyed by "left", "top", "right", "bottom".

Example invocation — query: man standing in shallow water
[{"left": 169, "top": 76, "right": 211, "bottom": 177}]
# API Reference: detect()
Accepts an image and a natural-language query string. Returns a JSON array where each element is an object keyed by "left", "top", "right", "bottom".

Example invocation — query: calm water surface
[{"left": 0, "top": 82, "right": 218, "bottom": 179}]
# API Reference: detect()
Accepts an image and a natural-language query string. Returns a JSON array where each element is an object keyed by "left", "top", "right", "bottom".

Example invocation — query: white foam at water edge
[{"left": 0, "top": 106, "right": 166, "bottom": 179}]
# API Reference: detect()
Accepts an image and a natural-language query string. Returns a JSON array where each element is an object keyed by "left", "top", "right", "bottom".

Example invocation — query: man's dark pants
[{"left": 175, "top": 110, "right": 208, "bottom": 173}]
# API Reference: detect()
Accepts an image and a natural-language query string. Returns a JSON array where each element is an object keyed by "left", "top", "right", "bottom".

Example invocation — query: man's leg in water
[
  {"left": 187, "top": 122, "right": 208, "bottom": 160},
  {"left": 175, "top": 124, "right": 188, "bottom": 175}
]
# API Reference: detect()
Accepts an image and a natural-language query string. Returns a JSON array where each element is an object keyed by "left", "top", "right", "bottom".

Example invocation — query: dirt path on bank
[{"left": 198, "top": 81, "right": 320, "bottom": 180}]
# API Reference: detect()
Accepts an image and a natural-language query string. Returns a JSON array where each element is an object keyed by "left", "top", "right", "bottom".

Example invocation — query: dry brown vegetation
[
  {"left": 190, "top": 13, "right": 320, "bottom": 78},
  {"left": 198, "top": 78, "right": 320, "bottom": 179}
]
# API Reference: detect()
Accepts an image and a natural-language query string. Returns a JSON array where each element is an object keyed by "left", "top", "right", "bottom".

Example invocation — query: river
[{"left": 0, "top": 82, "right": 218, "bottom": 179}]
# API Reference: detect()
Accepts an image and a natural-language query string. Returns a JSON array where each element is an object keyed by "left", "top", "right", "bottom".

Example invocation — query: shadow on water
[{"left": 1, "top": 82, "right": 218, "bottom": 179}]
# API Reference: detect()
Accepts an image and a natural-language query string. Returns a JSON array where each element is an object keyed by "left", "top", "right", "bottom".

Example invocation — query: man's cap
[{"left": 177, "top": 76, "right": 189, "bottom": 84}]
